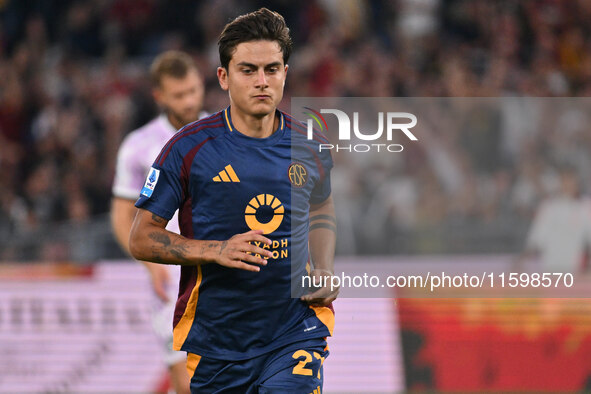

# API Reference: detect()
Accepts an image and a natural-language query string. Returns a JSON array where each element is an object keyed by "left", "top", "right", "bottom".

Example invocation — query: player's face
[
  {"left": 217, "top": 40, "right": 288, "bottom": 118},
  {"left": 154, "top": 69, "right": 204, "bottom": 127}
]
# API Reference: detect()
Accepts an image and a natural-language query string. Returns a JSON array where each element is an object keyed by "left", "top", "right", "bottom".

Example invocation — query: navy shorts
[{"left": 187, "top": 338, "right": 329, "bottom": 393}]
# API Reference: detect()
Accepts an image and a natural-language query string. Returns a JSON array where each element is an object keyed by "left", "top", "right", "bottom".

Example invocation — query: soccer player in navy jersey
[{"left": 129, "top": 8, "right": 337, "bottom": 393}]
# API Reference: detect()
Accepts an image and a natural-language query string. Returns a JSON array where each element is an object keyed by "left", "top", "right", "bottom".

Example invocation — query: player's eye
[
  {"left": 267, "top": 67, "right": 278, "bottom": 73},
  {"left": 241, "top": 68, "right": 254, "bottom": 74}
]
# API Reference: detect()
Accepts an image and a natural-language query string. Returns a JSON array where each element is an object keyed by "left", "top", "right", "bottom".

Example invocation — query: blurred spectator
[{"left": 519, "top": 166, "right": 591, "bottom": 273}]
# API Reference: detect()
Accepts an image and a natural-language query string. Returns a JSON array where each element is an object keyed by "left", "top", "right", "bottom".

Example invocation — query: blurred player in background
[
  {"left": 129, "top": 8, "right": 337, "bottom": 393},
  {"left": 520, "top": 165, "right": 591, "bottom": 273},
  {"left": 111, "top": 50, "right": 206, "bottom": 394}
]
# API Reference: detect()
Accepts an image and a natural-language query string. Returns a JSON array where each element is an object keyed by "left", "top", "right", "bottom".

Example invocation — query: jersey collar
[{"left": 223, "top": 106, "right": 285, "bottom": 147}]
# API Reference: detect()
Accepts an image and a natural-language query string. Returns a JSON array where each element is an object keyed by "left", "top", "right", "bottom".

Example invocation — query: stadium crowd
[{"left": 1, "top": 0, "right": 591, "bottom": 260}]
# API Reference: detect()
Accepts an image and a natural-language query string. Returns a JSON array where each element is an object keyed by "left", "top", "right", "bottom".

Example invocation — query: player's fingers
[
  {"left": 301, "top": 296, "right": 324, "bottom": 306},
  {"left": 225, "top": 249, "right": 265, "bottom": 265},
  {"left": 301, "top": 290, "right": 331, "bottom": 301},
  {"left": 240, "top": 244, "right": 274, "bottom": 259},
  {"left": 242, "top": 229, "right": 264, "bottom": 235},
  {"left": 239, "top": 252, "right": 268, "bottom": 265},
  {"left": 236, "top": 229, "right": 264, "bottom": 240},
  {"left": 301, "top": 295, "right": 337, "bottom": 306},
  {"left": 240, "top": 232, "right": 272, "bottom": 245},
  {"left": 301, "top": 288, "right": 339, "bottom": 305},
  {"left": 228, "top": 260, "right": 262, "bottom": 272},
  {"left": 251, "top": 234, "right": 273, "bottom": 245}
]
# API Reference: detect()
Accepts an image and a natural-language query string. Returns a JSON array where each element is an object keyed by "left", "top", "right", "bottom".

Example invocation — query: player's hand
[
  {"left": 301, "top": 269, "right": 339, "bottom": 306},
  {"left": 146, "top": 262, "right": 171, "bottom": 302},
  {"left": 214, "top": 230, "right": 273, "bottom": 272}
]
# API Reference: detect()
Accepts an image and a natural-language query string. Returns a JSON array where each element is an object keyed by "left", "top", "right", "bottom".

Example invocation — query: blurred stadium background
[{"left": 1, "top": 0, "right": 591, "bottom": 392}]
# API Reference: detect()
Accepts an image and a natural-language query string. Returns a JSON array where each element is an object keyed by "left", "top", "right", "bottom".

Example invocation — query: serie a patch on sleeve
[{"left": 140, "top": 167, "right": 160, "bottom": 198}]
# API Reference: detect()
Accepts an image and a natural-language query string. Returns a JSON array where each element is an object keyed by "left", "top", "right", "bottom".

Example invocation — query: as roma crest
[{"left": 288, "top": 163, "right": 308, "bottom": 187}]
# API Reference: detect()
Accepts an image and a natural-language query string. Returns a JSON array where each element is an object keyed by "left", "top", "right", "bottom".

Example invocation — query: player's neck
[
  {"left": 230, "top": 106, "right": 278, "bottom": 139},
  {"left": 166, "top": 113, "right": 186, "bottom": 131}
]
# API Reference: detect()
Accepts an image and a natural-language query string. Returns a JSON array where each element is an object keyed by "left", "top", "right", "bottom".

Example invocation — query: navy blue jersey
[{"left": 135, "top": 107, "right": 334, "bottom": 360}]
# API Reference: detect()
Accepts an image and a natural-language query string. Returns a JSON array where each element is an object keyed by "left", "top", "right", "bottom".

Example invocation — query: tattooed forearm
[
  {"left": 148, "top": 232, "right": 171, "bottom": 246},
  {"left": 219, "top": 240, "right": 228, "bottom": 255},
  {"left": 151, "top": 213, "right": 166, "bottom": 224},
  {"left": 148, "top": 248, "right": 167, "bottom": 264},
  {"left": 307, "top": 196, "right": 336, "bottom": 277},
  {"left": 309, "top": 214, "right": 336, "bottom": 224},
  {"left": 198, "top": 242, "right": 218, "bottom": 260},
  {"left": 309, "top": 222, "right": 337, "bottom": 233},
  {"left": 309, "top": 212, "right": 337, "bottom": 234},
  {"left": 170, "top": 246, "right": 191, "bottom": 263},
  {"left": 130, "top": 209, "right": 208, "bottom": 266},
  {"left": 147, "top": 232, "right": 192, "bottom": 263}
]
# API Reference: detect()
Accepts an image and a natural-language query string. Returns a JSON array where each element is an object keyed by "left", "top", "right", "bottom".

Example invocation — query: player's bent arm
[
  {"left": 110, "top": 197, "right": 168, "bottom": 274},
  {"left": 110, "top": 197, "right": 139, "bottom": 255},
  {"left": 129, "top": 208, "right": 274, "bottom": 271},
  {"left": 308, "top": 195, "right": 337, "bottom": 274},
  {"left": 302, "top": 195, "right": 338, "bottom": 306},
  {"left": 111, "top": 197, "right": 173, "bottom": 301}
]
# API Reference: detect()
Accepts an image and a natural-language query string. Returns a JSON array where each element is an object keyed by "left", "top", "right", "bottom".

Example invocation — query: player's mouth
[{"left": 253, "top": 94, "right": 271, "bottom": 100}]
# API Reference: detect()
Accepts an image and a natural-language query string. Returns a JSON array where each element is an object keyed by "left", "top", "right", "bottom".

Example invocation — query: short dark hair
[
  {"left": 218, "top": 8, "right": 292, "bottom": 70},
  {"left": 150, "top": 50, "right": 198, "bottom": 87}
]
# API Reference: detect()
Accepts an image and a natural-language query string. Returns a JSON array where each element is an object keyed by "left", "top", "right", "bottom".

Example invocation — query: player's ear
[
  {"left": 152, "top": 87, "right": 162, "bottom": 105},
  {"left": 217, "top": 67, "right": 229, "bottom": 91},
  {"left": 283, "top": 64, "right": 288, "bottom": 87}
]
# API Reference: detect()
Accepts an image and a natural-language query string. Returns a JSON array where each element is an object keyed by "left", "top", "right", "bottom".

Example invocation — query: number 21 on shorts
[{"left": 292, "top": 349, "right": 325, "bottom": 379}]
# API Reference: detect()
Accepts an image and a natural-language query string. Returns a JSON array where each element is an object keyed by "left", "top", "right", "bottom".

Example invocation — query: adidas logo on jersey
[{"left": 213, "top": 164, "right": 240, "bottom": 182}]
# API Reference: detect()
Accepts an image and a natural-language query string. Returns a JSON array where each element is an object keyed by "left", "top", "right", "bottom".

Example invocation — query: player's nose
[{"left": 255, "top": 69, "right": 268, "bottom": 88}]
